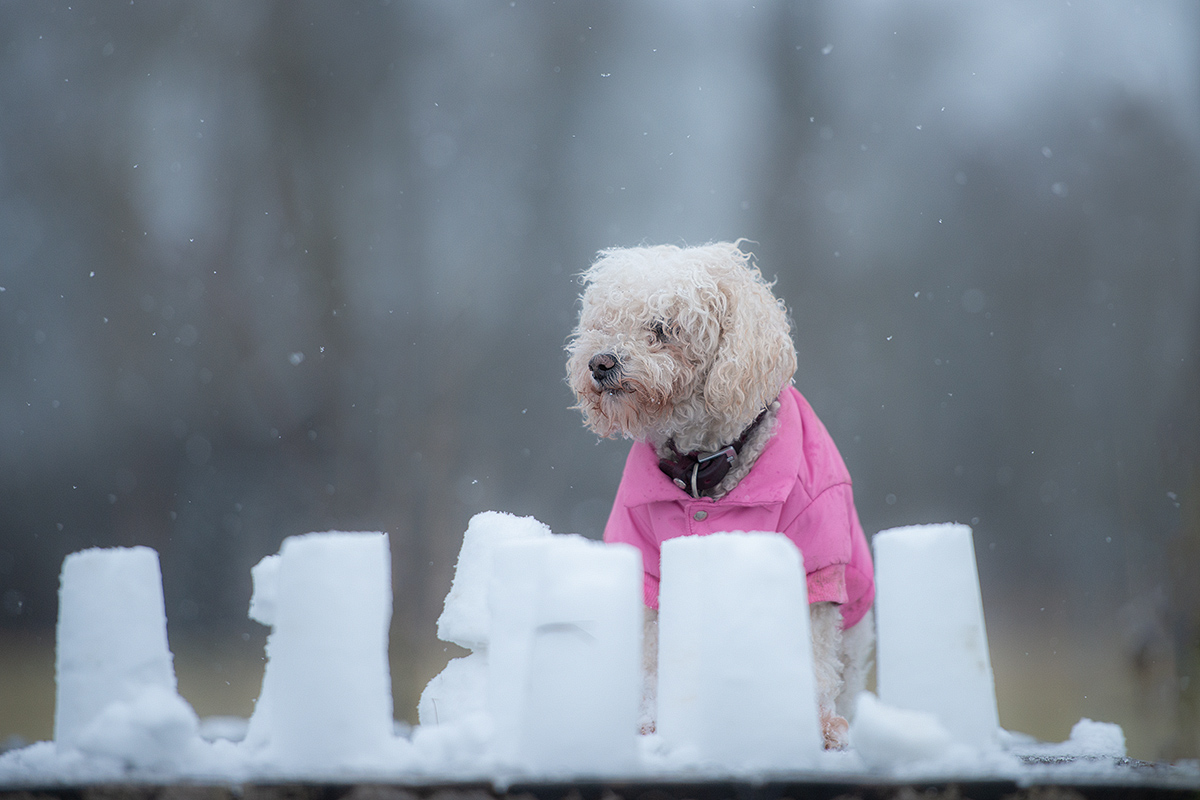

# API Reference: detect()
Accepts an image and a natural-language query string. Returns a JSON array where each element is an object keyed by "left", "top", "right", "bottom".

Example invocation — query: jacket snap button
[{"left": 693, "top": 510, "right": 708, "bottom": 521}]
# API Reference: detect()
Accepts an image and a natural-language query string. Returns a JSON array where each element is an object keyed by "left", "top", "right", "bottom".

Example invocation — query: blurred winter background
[{"left": 1, "top": 0, "right": 1197, "bottom": 762}]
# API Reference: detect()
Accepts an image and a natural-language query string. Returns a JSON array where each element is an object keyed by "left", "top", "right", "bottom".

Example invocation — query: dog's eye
[{"left": 649, "top": 321, "right": 670, "bottom": 344}]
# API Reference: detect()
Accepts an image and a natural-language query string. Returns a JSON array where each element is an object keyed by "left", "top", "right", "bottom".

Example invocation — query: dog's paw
[{"left": 821, "top": 712, "right": 850, "bottom": 750}]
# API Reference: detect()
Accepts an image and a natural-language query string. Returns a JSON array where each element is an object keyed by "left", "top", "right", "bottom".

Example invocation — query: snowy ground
[
  {"left": 1, "top": 514, "right": 1196, "bottom": 790},
  {"left": 1, "top": 717, "right": 1195, "bottom": 790}
]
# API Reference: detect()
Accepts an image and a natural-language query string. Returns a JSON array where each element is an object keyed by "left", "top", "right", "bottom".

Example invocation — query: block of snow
[
  {"left": 850, "top": 691, "right": 954, "bottom": 769},
  {"left": 242, "top": 531, "right": 399, "bottom": 771},
  {"left": 487, "top": 534, "right": 642, "bottom": 775},
  {"left": 54, "top": 546, "right": 193, "bottom": 759},
  {"left": 438, "top": 511, "right": 552, "bottom": 650},
  {"left": 418, "top": 651, "right": 488, "bottom": 727},
  {"left": 419, "top": 512, "right": 553, "bottom": 735},
  {"left": 873, "top": 524, "right": 1000, "bottom": 748},
  {"left": 656, "top": 532, "right": 822, "bottom": 771}
]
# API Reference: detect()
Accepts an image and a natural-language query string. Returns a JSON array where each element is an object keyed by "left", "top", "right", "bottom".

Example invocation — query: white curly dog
[{"left": 567, "top": 241, "right": 875, "bottom": 750}]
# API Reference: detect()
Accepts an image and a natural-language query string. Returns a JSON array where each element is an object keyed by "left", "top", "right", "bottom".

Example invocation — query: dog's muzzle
[{"left": 588, "top": 352, "right": 621, "bottom": 387}]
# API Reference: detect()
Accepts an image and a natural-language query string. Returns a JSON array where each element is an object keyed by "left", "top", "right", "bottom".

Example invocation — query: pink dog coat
[{"left": 602, "top": 386, "right": 875, "bottom": 629}]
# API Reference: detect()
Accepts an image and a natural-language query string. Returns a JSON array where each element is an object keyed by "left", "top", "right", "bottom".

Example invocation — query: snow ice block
[
  {"left": 873, "top": 523, "right": 1000, "bottom": 748},
  {"left": 657, "top": 532, "right": 822, "bottom": 770},
  {"left": 245, "top": 531, "right": 395, "bottom": 769},
  {"left": 437, "top": 511, "right": 552, "bottom": 650},
  {"left": 54, "top": 546, "right": 181, "bottom": 752},
  {"left": 488, "top": 535, "right": 642, "bottom": 775},
  {"left": 419, "top": 512, "right": 552, "bottom": 728}
]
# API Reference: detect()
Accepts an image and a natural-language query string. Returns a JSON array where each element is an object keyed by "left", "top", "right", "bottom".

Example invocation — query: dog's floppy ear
[{"left": 703, "top": 245, "right": 797, "bottom": 426}]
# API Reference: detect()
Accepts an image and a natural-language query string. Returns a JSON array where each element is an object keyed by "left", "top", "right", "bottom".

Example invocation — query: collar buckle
[
  {"left": 697, "top": 446, "right": 737, "bottom": 466},
  {"left": 657, "top": 403, "right": 771, "bottom": 498}
]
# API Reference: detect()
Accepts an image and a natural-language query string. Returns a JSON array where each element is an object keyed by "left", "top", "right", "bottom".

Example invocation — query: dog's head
[{"left": 566, "top": 242, "right": 797, "bottom": 448}]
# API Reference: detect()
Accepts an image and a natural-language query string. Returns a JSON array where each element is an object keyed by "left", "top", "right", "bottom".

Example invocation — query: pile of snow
[
  {"left": 851, "top": 691, "right": 956, "bottom": 768},
  {"left": 1006, "top": 718, "right": 1128, "bottom": 760},
  {"left": 0, "top": 514, "right": 1145, "bottom": 786}
]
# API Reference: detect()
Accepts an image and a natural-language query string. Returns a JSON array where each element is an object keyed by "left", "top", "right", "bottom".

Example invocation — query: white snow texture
[
  {"left": 53, "top": 547, "right": 201, "bottom": 771},
  {"left": 0, "top": 514, "right": 1133, "bottom": 784},
  {"left": 872, "top": 524, "right": 1001, "bottom": 747},
  {"left": 657, "top": 532, "right": 822, "bottom": 771},
  {"left": 240, "top": 531, "right": 404, "bottom": 773}
]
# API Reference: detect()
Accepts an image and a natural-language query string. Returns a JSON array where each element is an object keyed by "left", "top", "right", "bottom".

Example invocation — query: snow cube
[
  {"left": 487, "top": 535, "right": 642, "bottom": 775},
  {"left": 54, "top": 546, "right": 190, "bottom": 755},
  {"left": 437, "top": 511, "right": 552, "bottom": 650},
  {"left": 873, "top": 523, "right": 1000, "bottom": 748},
  {"left": 243, "top": 531, "right": 397, "bottom": 770},
  {"left": 420, "top": 512, "right": 553, "bottom": 731},
  {"left": 657, "top": 532, "right": 822, "bottom": 771}
]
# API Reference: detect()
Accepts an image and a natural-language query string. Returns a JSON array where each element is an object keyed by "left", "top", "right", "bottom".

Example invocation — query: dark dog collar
[{"left": 658, "top": 405, "right": 771, "bottom": 498}]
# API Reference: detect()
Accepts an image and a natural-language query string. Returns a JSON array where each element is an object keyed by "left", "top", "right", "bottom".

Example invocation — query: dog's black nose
[{"left": 588, "top": 353, "right": 619, "bottom": 382}]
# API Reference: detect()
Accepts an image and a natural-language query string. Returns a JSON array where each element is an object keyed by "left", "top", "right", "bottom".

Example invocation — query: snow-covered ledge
[{"left": 1, "top": 514, "right": 1196, "bottom": 796}]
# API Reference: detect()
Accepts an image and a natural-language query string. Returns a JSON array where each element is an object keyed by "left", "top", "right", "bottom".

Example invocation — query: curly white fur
[
  {"left": 567, "top": 241, "right": 874, "bottom": 749},
  {"left": 566, "top": 241, "right": 796, "bottom": 455}
]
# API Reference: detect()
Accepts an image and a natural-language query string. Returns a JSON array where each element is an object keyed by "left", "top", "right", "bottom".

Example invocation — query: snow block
[
  {"left": 437, "top": 511, "right": 552, "bottom": 650},
  {"left": 487, "top": 535, "right": 642, "bottom": 775},
  {"left": 243, "top": 531, "right": 397, "bottom": 770},
  {"left": 54, "top": 546, "right": 191, "bottom": 757},
  {"left": 420, "top": 512, "right": 552, "bottom": 732},
  {"left": 657, "top": 532, "right": 822, "bottom": 771},
  {"left": 873, "top": 524, "right": 1000, "bottom": 748}
]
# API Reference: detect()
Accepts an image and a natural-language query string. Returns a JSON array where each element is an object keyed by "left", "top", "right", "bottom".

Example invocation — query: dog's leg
[
  {"left": 640, "top": 605, "right": 659, "bottom": 734},
  {"left": 810, "top": 601, "right": 849, "bottom": 749},
  {"left": 836, "top": 607, "right": 874, "bottom": 722}
]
